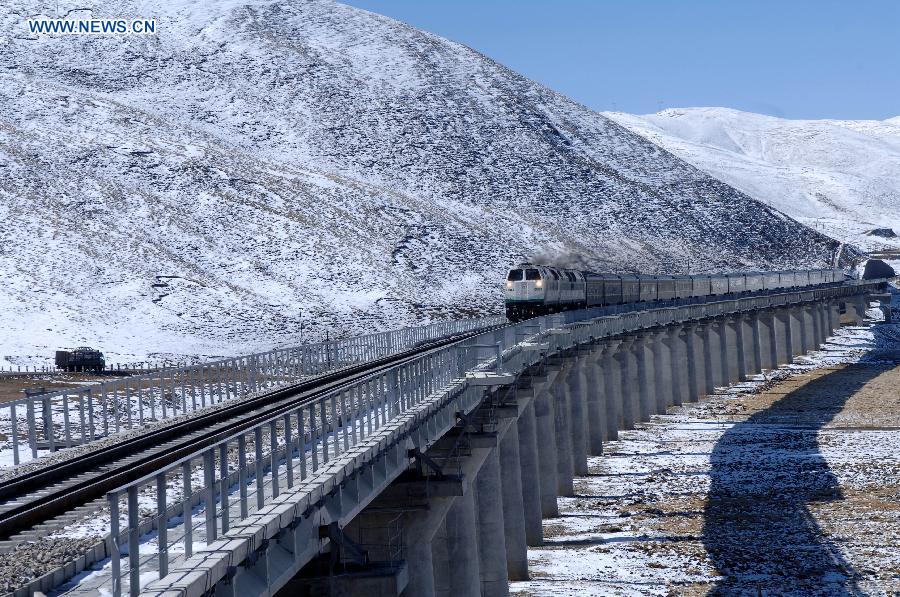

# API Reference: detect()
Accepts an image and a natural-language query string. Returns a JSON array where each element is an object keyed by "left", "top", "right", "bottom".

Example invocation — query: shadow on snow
[{"left": 701, "top": 363, "right": 890, "bottom": 596}]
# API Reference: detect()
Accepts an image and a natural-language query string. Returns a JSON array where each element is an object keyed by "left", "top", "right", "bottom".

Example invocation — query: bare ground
[{"left": 512, "top": 324, "right": 900, "bottom": 596}]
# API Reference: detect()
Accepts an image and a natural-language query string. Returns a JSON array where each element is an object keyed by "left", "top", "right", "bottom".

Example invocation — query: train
[{"left": 503, "top": 264, "right": 845, "bottom": 322}]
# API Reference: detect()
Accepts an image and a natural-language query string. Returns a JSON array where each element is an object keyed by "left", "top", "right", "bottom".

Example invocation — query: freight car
[{"left": 503, "top": 264, "right": 844, "bottom": 321}]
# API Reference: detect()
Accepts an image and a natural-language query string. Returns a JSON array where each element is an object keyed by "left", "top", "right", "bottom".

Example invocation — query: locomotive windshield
[
  {"left": 507, "top": 269, "right": 524, "bottom": 281},
  {"left": 525, "top": 269, "right": 541, "bottom": 280}
]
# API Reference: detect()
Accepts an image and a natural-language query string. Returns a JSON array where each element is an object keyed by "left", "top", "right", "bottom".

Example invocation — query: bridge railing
[
  {"left": 100, "top": 279, "right": 887, "bottom": 597},
  {"left": 104, "top": 330, "right": 509, "bottom": 597},
  {"left": 0, "top": 317, "right": 504, "bottom": 469}
]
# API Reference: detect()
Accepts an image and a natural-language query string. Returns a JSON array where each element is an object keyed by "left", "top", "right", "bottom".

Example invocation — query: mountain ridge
[
  {"left": 605, "top": 107, "right": 900, "bottom": 253},
  {"left": 0, "top": 0, "right": 842, "bottom": 366}
]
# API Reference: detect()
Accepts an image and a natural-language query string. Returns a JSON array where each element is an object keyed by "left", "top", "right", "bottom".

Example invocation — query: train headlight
[
  {"left": 535, "top": 280, "right": 543, "bottom": 289},
  {"left": 506, "top": 281, "right": 513, "bottom": 289}
]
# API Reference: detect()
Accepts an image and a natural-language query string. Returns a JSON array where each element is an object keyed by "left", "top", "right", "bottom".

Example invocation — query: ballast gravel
[{"left": 0, "top": 536, "right": 102, "bottom": 595}]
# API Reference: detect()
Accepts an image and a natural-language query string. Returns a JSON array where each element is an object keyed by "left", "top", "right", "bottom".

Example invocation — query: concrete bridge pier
[
  {"left": 757, "top": 310, "right": 777, "bottom": 371},
  {"left": 431, "top": 519, "right": 451, "bottom": 596},
  {"left": 808, "top": 303, "right": 820, "bottom": 349},
  {"left": 715, "top": 317, "right": 730, "bottom": 386},
  {"left": 635, "top": 334, "right": 654, "bottom": 422},
  {"left": 651, "top": 329, "right": 672, "bottom": 413},
  {"left": 601, "top": 338, "right": 623, "bottom": 439},
  {"left": 812, "top": 302, "right": 825, "bottom": 347},
  {"left": 499, "top": 424, "right": 529, "bottom": 580},
  {"left": 800, "top": 304, "right": 813, "bottom": 354},
  {"left": 722, "top": 316, "right": 741, "bottom": 384},
  {"left": 475, "top": 448, "right": 509, "bottom": 597},
  {"left": 788, "top": 306, "right": 804, "bottom": 358},
  {"left": 829, "top": 300, "right": 841, "bottom": 332},
  {"left": 828, "top": 300, "right": 840, "bottom": 335},
  {"left": 840, "top": 296, "right": 865, "bottom": 325},
  {"left": 702, "top": 321, "right": 722, "bottom": 392},
  {"left": 684, "top": 322, "right": 702, "bottom": 402},
  {"left": 582, "top": 346, "right": 606, "bottom": 455},
  {"left": 532, "top": 383, "right": 559, "bottom": 518},
  {"left": 514, "top": 396, "right": 543, "bottom": 546},
  {"left": 563, "top": 355, "right": 590, "bottom": 475},
  {"left": 617, "top": 336, "right": 639, "bottom": 429},
  {"left": 800, "top": 304, "right": 815, "bottom": 353},
  {"left": 816, "top": 302, "right": 830, "bottom": 345},
  {"left": 662, "top": 326, "right": 687, "bottom": 407},
  {"left": 743, "top": 311, "right": 763, "bottom": 378},
  {"left": 774, "top": 307, "right": 792, "bottom": 366},
  {"left": 550, "top": 362, "right": 575, "bottom": 496},
  {"left": 813, "top": 303, "right": 831, "bottom": 349},
  {"left": 443, "top": 489, "right": 480, "bottom": 597},
  {"left": 694, "top": 323, "right": 712, "bottom": 397},
  {"left": 732, "top": 315, "right": 747, "bottom": 381},
  {"left": 821, "top": 300, "right": 832, "bottom": 334}
]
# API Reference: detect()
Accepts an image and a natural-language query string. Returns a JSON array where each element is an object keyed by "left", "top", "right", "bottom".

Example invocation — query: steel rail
[{"left": 0, "top": 326, "right": 502, "bottom": 541}]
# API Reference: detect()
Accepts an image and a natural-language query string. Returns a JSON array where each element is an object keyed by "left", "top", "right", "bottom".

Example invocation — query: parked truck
[{"left": 55, "top": 347, "right": 106, "bottom": 372}]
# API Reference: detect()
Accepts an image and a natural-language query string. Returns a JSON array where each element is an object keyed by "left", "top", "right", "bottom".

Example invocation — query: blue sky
[{"left": 345, "top": 0, "right": 899, "bottom": 120}]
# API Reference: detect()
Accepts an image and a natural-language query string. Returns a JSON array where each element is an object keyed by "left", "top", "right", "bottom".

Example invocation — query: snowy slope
[
  {"left": 0, "top": 1, "right": 841, "bottom": 366},
  {"left": 605, "top": 108, "right": 900, "bottom": 252}
]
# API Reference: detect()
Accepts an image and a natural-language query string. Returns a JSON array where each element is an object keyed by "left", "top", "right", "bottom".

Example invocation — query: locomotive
[{"left": 504, "top": 264, "right": 844, "bottom": 322}]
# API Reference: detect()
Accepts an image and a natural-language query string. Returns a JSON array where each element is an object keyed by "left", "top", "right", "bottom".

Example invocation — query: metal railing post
[
  {"left": 156, "top": 472, "right": 168, "bottom": 579},
  {"left": 182, "top": 461, "right": 193, "bottom": 558},
  {"left": 108, "top": 492, "right": 121, "bottom": 597},
  {"left": 128, "top": 485, "right": 140, "bottom": 597},
  {"left": 9, "top": 404, "right": 18, "bottom": 465}
]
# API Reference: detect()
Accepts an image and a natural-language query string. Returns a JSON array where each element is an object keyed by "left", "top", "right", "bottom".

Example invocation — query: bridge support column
[
  {"left": 774, "top": 308, "right": 792, "bottom": 366},
  {"left": 797, "top": 305, "right": 811, "bottom": 353},
  {"left": 702, "top": 321, "right": 721, "bottom": 392},
  {"left": 848, "top": 296, "right": 867, "bottom": 325},
  {"left": 584, "top": 346, "right": 607, "bottom": 454},
  {"left": 636, "top": 333, "right": 655, "bottom": 421},
  {"left": 804, "top": 303, "right": 817, "bottom": 350},
  {"left": 807, "top": 304, "right": 820, "bottom": 349},
  {"left": 662, "top": 326, "right": 687, "bottom": 406},
  {"left": 829, "top": 300, "right": 841, "bottom": 332},
  {"left": 684, "top": 322, "right": 701, "bottom": 402},
  {"left": 723, "top": 316, "right": 741, "bottom": 384},
  {"left": 601, "top": 339, "right": 623, "bottom": 439},
  {"left": 696, "top": 323, "right": 712, "bottom": 397},
  {"left": 565, "top": 356, "right": 590, "bottom": 475},
  {"left": 515, "top": 398, "right": 543, "bottom": 546},
  {"left": 824, "top": 300, "right": 836, "bottom": 339},
  {"left": 616, "top": 336, "right": 638, "bottom": 429},
  {"left": 532, "top": 385, "right": 559, "bottom": 517},
  {"left": 499, "top": 424, "right": 529, "bottom": 580},
  {"left": 443, "top": 490, "right": 480, "bottom": 597},
  {"left": 432, "top": 519, "right": 451, "bottom": 596},
  {"left": 651, "top": 329, "right": 672, "bottom": 413},
  {"left": 815, "top": 302, "right": 829, "bottom": 345},
  {"left": 551, "top": 364, "right": 575, "bottom": 496},
  {"left": 757, "top": 310, "right": 776, "bottom": 371},
  {"left": 788, "top": 306, "right": 804, "bottom": 357},
  {"left": 742, "top": 311, "right": 761, "bottom": 377},
  {"left": 475, "top": 448, "right": 509, "bottom": 597}
]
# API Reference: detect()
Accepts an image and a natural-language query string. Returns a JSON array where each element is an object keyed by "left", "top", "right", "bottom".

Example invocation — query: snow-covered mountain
[
  {"left": 0, "top": 1, "right": 841, "bottom": 366},
  {"left": 605, "top": 108, "right": 900, "bottom": 252}
]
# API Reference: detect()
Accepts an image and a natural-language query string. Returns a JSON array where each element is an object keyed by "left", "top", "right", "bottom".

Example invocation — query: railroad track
[{"left": 0, "top": 326, "right": 501, "bottom": 544}]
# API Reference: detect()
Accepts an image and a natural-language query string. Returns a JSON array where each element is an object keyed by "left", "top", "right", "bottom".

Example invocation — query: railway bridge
[{"left": 0, "top": 277, "right": 890, "bottom": 597}]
